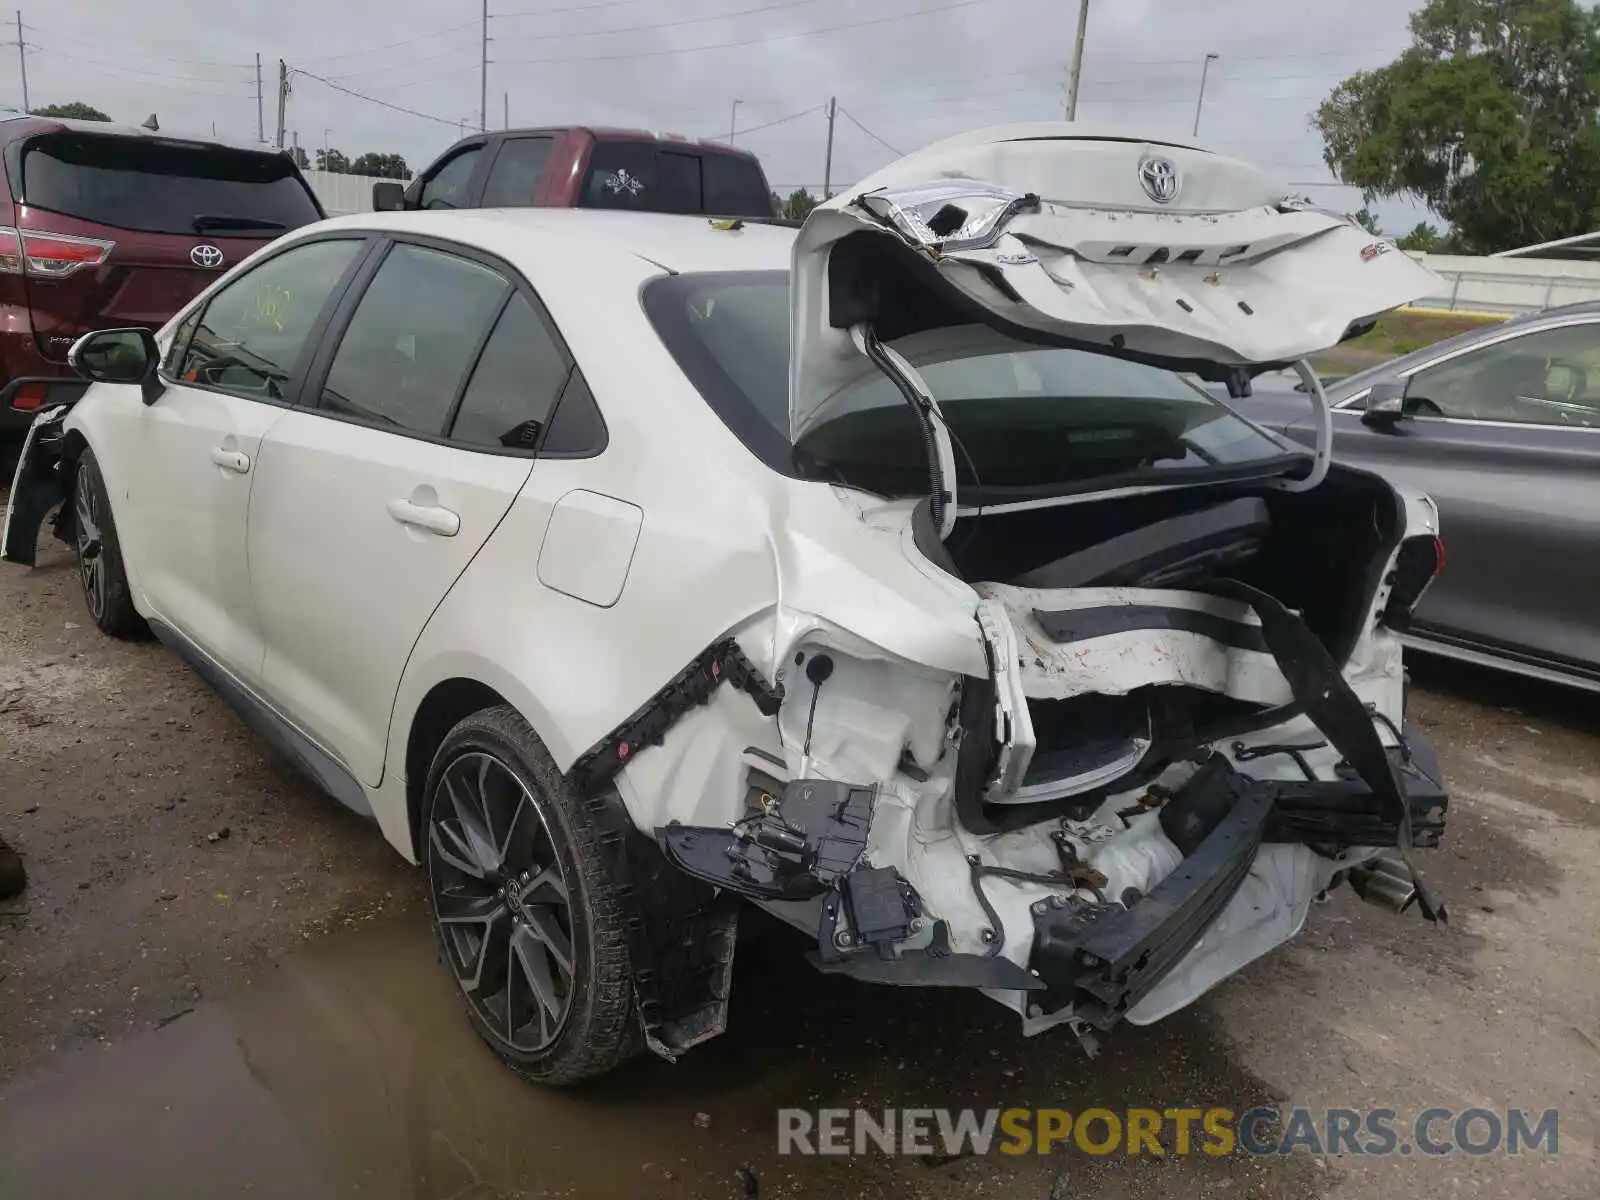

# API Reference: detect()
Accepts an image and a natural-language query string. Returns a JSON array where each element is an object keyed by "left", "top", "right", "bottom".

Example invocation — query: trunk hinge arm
[
  {"left": 850, "top": 322, "right": 960, "bottom": 538},
  {"left": 1265, "top": 358, "right": 1332, "bottom": 493}
]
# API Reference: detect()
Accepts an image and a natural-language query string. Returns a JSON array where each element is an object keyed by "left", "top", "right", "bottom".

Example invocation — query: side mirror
[
  {"left": 1360, "top": 381, "right": 1408, "bottom": 429},
  {"left": 372, "top": 180, "right": 406, "bottom": 211},
  {"left": 68, "top": 327, "right": 165, "bottom": 406}
]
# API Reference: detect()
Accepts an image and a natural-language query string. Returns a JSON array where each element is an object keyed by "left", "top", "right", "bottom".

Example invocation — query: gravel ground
[{"left": 0, "top": 523, "right": 1595, "bottom": 1199}]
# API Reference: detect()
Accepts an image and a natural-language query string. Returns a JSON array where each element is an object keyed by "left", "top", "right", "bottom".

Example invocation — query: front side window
[
  {"left": 419, "top": 147, "right": 483, "bottom": 209},
  {"left": 319, "top": 243, "right": 510, "bottom": 436},
  {"left": 481, "top": 138, "right": 553, "bottom": 207},
  {"left": 644, "top": 270, "right": 1301, "bottom": 499},
  {"left": 175, "top": 238, "right": 362, "bottom": 400},
  {"left": 1404, "top": 322, "right": 1600, "bottom": 426},
  {"left": 448, "top": 293, "right": 569, "bottom": 450}
]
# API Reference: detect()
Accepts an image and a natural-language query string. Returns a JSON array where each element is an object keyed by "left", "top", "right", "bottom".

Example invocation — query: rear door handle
[
  {"left": 387, "top": 497, "right": 460, "bottom": 537},
  {"left": 210, "top": 447, "right": 250, "bottom": 473}
]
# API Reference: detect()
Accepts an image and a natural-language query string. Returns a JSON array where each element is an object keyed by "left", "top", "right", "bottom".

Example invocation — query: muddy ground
[{"left": 1, "top": 532, "right": 1597, "bottom": 1199}]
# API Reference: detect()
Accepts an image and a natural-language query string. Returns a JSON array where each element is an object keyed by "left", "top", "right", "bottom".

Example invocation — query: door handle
[
  {"left": 209, "top": 447, "right": 250, "bottom": 473},
  {"left": 387, "top": 497, "right": 460, "bottom": 537}
]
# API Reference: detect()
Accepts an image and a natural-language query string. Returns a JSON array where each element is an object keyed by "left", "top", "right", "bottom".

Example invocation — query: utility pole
[
  {"left": 14, "top": 11, "right": 29, "bottom": 114},
  {"left": 1065, "top": 0, "right": 1090, "bottom": 120},
  {"left": 728, "top": 98, "right": 741, "bottom": 145},
  {"left": 1192, "top": 52, "right": 1219, "bottom": 138},
  {"left": 480, "top": 0, "right": 489, "bottom": 133},
  {"left": 255, "top": 53, "right": 265, "bottom": 144},
  {"left": 503, "top": 91, "right": 508, "bottom": 130},
  {"left": 822, "top": 97, "right": 836, "bottom": 199},
  {"left": 275, "top": 59, "right": 288, "bottom": 148}
]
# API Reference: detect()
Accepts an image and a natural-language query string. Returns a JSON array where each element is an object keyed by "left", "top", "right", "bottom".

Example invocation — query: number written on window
[{"left": 176, "top": 238, "right": 361, "bottom": 400}]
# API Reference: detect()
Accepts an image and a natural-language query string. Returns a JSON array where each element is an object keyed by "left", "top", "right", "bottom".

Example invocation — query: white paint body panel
[
  {"left": 248, "top": 410, "right": 533, "bottom": 786},
  {"left": 37, "top": 152, "right": 1444, "bottom": 1048},
  {"left": 536, "top": 490, "right": 644, "bottom": 608}
]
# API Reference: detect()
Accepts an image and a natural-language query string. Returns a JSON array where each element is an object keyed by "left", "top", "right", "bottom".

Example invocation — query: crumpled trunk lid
[{"left": 788, "top": 121, "right": 1439, "bottom": 441}]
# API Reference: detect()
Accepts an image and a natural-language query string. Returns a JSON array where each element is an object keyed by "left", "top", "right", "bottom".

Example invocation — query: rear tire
[
  {"left": 73, "top": 448, "right": 146, "bottom": 640},
  {"left": 422, "top": 705, "right": 641, "bottom": 1085}
]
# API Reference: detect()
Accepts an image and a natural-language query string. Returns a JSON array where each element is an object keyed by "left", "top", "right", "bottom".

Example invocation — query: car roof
[
  {"left": 438, "top": 125, "right": 763, "bottom": 162},
  {"left": 0, "top": 114, "right": 292, "bottom": 157},
  {"left": 312, "top": 208, "right": 796, "bottom": 274}
]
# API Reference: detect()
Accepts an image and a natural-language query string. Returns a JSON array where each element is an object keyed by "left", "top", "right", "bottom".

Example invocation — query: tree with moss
[{"left": 1315, "top": 0, "right": 1600, "bottom": 254}]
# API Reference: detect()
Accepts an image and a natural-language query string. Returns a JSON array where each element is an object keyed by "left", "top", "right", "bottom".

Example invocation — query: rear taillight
[
  {"left": 11, "top": 381, "right": 48, "bottom": 411},
  {"left": 1383, "top": 534, "right": 1445, "bottom": 630},
  {"left": 0, "top": 227, "right": 115, "bottom": 278}
]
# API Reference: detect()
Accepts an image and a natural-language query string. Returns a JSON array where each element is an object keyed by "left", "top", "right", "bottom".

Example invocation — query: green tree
[
  {"left": 29, "top": 101, "right": 110, "bottom": 121},
  {"left": 1351, "top": 206, "right": 1383, "bottom": 235},
  {"left": 348, "top": 152, "right": 411, "bottom": 179},
  {"left": 1395, "top": 221, "right": 1444, "bottom": 252},
  {"left": 1314, "top": 0, "right": 1600, "bottom": 254},
  {"left": 289, "top": 145, "right": 310, "bottom": 170},
  {"left": 785, "top": 187, "right": 819, "bottom": 221},
  {"left": 314, "top": 147, "right": 350, "bottom": 174}
]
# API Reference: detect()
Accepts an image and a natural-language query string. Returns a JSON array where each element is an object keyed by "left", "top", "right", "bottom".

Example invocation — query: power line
[
  {"left": 22, "top": 19, "right": 255, "bottom": 68},
  {"left": 494, "top": 0, "right": 991, "bottom": 67},
  {"left": 295, "top": 20, "right": 481, "bottom": 65},
  {"left": 492, "top": 0, "right": 861, "bottom": 46},
  {"left": 724, "top": 103, "right": 825, "bottom": 138},
  {"left": 289, "top": 67, "right": 463, "bottom": 129},
  {"left": 837, "top": 106, "right": 901, "bottom": 155},
  {"left": 29, "top": 45, "right": 253, "bottom": 83}
]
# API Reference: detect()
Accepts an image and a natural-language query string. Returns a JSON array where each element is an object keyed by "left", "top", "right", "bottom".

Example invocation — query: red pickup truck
[{"left": 373, "top": 126, "right": 778, "bottom": 219}]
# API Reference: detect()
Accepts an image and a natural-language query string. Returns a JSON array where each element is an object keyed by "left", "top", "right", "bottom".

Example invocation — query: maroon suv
[
  {"left": 373, "top": 126, "right": 778, "bottom": 218},
  {"left": 0, "top": 116, "right": 325, "bottom": 429}
]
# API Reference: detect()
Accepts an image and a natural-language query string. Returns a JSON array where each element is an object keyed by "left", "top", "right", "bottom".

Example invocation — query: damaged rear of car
[
  {"left": 2, "top": 124, "right": 1453, "bottom": 1083},
  {"left": 636, "top": 124, "right": 1449, "bottom": 1054}
]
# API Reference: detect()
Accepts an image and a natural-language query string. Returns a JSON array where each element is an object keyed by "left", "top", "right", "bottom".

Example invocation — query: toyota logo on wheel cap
[
  {"left": 190, "top": 244, "right": 225, "bottom": 269},
  {"left": 1137, "top": 155, "right": 1181, "bottom": 205}
]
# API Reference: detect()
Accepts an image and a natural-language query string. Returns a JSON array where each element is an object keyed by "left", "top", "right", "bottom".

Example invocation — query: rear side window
[
  {"left": 419, "top": 147, "right": 483, "bottom": 209},
  {"left": 319, "top": 243, "right": 511, "bottom": 435},
  {"left": 481, "top": 138, "right": 553, "bottom": 207},
  {"left": 448, "top": 293, "right": 570, "bottom": 450},
  {"left": 20, "top": 134, "right": 322, "bottom": 236},
  {"left": 176, "top": 238, "right": 362, "bottom": 400},
  {"left": 703, "top": 153, "right": 773, "bottom": 217}
]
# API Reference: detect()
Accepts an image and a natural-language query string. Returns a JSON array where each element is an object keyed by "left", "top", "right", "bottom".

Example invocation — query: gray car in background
[{"left": 1232, "top": 301, "right": 1600, "bottom": 692}]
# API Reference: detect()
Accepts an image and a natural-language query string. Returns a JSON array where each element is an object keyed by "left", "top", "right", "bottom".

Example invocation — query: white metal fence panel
[
  {"left": 306, "top": 169, "right": 412, "bottom": 217},
  {"left": 1406, "top": 252, "right": 1600, "bottom": 314}
]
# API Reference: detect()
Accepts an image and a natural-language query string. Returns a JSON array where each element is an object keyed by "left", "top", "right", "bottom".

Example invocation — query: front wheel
[
  {"left": 422, "top": 705, "right": 641, "bottom": 1085},
  {"left": 73, "top": 448, "right": 146, "bottom": 640}
]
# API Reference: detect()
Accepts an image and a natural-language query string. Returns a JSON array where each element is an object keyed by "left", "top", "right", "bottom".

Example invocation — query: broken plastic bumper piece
[{"left": 1029, "top": 743, "right": 1447, "bottom": 1028}]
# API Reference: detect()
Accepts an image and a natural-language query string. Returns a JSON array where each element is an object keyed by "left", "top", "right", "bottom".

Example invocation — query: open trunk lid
[
  {"left": 788, "top": 121, "right": 1439, "bottom": 441},
  {"left": 7, "top": 129, "right": 324, "bottom": 362}
]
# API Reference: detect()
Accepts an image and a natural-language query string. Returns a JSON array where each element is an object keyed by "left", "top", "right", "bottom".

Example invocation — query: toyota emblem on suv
[
  {"left": 1137, "top": 155, "right": 1181, "bottom": 204},
  {"left": 190, "top": 244, "right": 225, "bottom": 269}
]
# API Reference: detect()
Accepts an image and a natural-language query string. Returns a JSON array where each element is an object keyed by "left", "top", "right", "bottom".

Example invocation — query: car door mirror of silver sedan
[{"left": 1360, "top": 382, "right": 1408, "bottom": 428}]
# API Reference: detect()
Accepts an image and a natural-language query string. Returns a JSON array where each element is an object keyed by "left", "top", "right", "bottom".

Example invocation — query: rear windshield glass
[
  {"left": 581, "top": 142, "right": 771, "bottom": 217},
  {"left": 20, "top": 134, "right": 323, "bottom": 236},
  {"left": 644, "top": 271, "right": 1300, "bottom": 501}
]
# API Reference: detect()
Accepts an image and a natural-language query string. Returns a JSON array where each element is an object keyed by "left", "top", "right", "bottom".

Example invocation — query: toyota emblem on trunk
[
  {"left": 1137, "top": 155, "right": 1181, "bottom": 204},
  {"left": 190, "top": 244, "right": 225, "bottom": 269}
]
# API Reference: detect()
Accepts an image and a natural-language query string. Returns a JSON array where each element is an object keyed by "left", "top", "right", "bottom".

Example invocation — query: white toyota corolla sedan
[{"left": 4, "top": 124, "right": 1452, "bottom": 1084}]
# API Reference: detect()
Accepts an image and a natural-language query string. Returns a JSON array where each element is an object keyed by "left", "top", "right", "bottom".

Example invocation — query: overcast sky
[{"left": 12, "top": 0, "right": 1429, "bottom": 230}]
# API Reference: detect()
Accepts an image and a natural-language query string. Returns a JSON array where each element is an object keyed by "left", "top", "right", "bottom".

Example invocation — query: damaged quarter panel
[{"left": 382, "top": 229, "right": 987, "bottom": 860}]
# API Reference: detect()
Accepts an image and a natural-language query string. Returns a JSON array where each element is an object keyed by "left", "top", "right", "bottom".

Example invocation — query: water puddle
[{"left": 0, "top": 910, "right": 1312, "bottom": 1199}]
